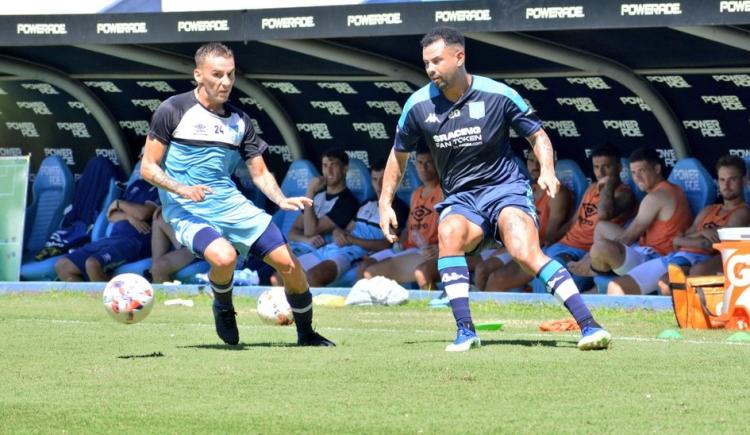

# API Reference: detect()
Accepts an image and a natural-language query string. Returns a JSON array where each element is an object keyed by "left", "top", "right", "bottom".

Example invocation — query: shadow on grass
[
  {"left": 403, "top": 339, "right": 576, "bottom": 348},
  {"left": 177, "top": 342, "right": 298, "bottom": 351},
  {"left": 118, "top": 351, "right": 165, "bottom": 359}
]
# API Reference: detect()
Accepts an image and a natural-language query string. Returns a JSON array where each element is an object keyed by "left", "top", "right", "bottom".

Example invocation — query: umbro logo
[
  {"left": 442, "top": 272, "right": 469, "bottom": 282},
  {"left": 425, "top": 113, "right": 439, "bottom": 123}
]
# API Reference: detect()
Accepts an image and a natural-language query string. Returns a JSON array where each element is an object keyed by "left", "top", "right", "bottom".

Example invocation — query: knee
[
  {"left": 206, "top": 248, "right": 237, "bottom": 269},
  {"left": 437, "top": 222, "right": 466, "bottom": 248},
  {"left": 607, "top": 279, "right": 624, "bottom": 296},
  {"left": 84, "top": 256, "right": 102, "bottom": 272},
  {"left": 362, "top": 267, "right": 375, "bottom": 279},
  {"left": 55, "top": 258, "right": 76, "bottom": 279}
]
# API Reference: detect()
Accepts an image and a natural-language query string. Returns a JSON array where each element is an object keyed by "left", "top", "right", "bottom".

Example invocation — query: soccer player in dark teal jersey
[
  {"left": 141, "top": 42, "right": 333, "bottom": 347},
  {"left": 379, "top": 27, "right": 611, "bottom": 351}
]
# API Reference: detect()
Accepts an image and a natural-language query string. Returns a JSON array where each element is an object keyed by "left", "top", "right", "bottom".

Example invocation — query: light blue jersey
[{"left": 148, "top": 90, "right": 271, "bottom": 255}]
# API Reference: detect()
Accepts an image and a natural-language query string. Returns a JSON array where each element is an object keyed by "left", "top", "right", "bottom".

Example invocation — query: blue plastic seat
[
  {"left": 271, "top": 159, "right": 320, "bottom": 236},
  {"left": 620, "top": 157, "right": 647, "bottom": 202},
  {"left": 667, "top": 158, "right": 716, "bottom": 217},
  {"left": 346, "top": 158, "right": 375, "bottom": 205},
  {"left": 555, "top": 159, "right": 588, "bottom": 208},
  {"left": 743, "top": 157, "right": 750, "bottom": 204},
  {"left": 396, "top": 159, "right": 422, "bottom": 205}
]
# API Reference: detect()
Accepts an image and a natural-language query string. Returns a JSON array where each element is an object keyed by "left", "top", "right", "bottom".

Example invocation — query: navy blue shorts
[
  {"left": 435, "top": 180, "right": 538, "bottom": 254},
  {"left": 248, "top": 221, "right": 288, "bottom": 260},
  {"left": 66, "top": 236, "right": 149, "bottom": 280}
]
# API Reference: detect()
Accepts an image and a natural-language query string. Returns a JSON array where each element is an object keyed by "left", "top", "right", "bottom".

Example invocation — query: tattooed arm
[
  {"left": 526, "top": 129, "right": 560, "bottom": 199},
  {"left": 247, "top": 155, "right": 312, "bottom": 211},
  {"left": 141, "top": 135, "right": 213, "bottom": 202}
]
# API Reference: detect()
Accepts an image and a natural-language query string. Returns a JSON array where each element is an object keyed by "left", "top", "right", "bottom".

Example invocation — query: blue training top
[{"left": 394, "top": 75, "right": 542, "bottom": 197}]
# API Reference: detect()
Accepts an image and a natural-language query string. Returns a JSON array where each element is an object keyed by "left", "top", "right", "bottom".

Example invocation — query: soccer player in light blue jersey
[
  {"left": 379, "top": 27, "right": 611, "bottom": 352},
  {"left": 141, "top": 42, "right": 333, "bottom": 347}
]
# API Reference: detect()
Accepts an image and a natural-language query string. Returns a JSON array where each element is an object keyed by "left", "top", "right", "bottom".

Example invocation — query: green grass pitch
[{"left": 1, "top": 291, "right": 749, "bottom": 434}]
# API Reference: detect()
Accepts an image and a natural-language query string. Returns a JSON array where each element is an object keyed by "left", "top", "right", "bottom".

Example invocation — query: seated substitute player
[
  {"left": 148, "top": 206, "right": 196, "bottom": 284},
  {"left": 141, "top": 42, "right": 333, "bottom": 346},
  {"left": 287, "top": 148, "right": 359, "bottom": 255},
  {"left": 620, "top": 154, "right": 750, "bottom": 295},
  {"left": 54, "top": 179, "right": 159, "bottom": 282},
  {"left": 568, "top": 147, "right": 692, "bottom": 291},
  {"left": 293, "top": 159, "right": 409, "bottom": 287},
  {"left": 474, "top": 151, "right": 574, "bottom": 291},
  {"left": 378, "top": 26, "right": 612, "bottom": 352},
  {"left": 359, "top": 146, "right": 443, "bottom": 287}
]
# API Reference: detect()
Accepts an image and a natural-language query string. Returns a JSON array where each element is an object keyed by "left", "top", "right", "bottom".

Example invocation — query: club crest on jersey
[
  {"left": 425, "top": 113, "right": 439, "bottom": 123},
  {"left": 468, "top": 101, "right": 485, "bottom": 119}
]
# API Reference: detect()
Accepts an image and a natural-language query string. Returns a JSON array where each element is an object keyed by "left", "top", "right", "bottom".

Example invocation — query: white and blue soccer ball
[
  {"left": 103, "top": 273, "right": 154, "bottom": 324},
  {"left": 256, "top": 288, "right": 294, "bottom": 326}
]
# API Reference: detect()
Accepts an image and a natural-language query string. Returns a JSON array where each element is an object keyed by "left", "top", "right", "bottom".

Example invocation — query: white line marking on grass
[{"left": 9, "top": 317, "right": 750, "bottom": 347}]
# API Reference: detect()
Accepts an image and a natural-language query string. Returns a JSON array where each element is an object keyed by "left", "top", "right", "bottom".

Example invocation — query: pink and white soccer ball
[
  {"left": 103, "top": 273, "right": 154, "bottom": 324},
  {"left": 256, "top": 288, "right": 294, "bottom": 326}
]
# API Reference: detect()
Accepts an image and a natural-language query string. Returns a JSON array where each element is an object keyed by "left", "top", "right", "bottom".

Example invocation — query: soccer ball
[
  {"left": 103, "top": 273, "right": 154, "bottom": 324},
  {"left": 256, "top": 288, "right": 294, "bottom": 326}
]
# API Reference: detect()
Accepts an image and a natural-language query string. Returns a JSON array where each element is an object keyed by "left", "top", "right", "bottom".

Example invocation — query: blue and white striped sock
[
  {"left": 438, "top": 256, "right": 473, "bottom": 329},
  {"left": 537, "top": 259, "right": 593, "bottom": 328}
]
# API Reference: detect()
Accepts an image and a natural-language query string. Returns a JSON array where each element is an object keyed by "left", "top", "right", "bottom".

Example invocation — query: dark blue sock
[
  {"left": 210, "top": 276, "right": 233, "bottom": 306},
  {"left": 286, "top": 291, "right": 314, "bottom": 334}
]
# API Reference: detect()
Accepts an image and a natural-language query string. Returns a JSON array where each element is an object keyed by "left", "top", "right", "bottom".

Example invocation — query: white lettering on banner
[
  {"left": 85, "top": 81, "right": 122, "bottom": 93},
  {"left": 556, "top": 97, "right": 598, "bottom": 112},
  {"left": 6, "top": 122, "right": 39, "bottom": 137},
  {"left": 720, "top": 1, "right": 750, "bottom": 13},
  {"left": 57, "top": 122, "right": 90, "bottom": 138},
  {"left": 504, "top": 78, "right": 547, "bottom": 91},
  {"left": 671, "top": 168, "right": 700, "bottom": 191},
  {"left": 44, "top": 148, "right": 75, "bottom": 165},
  {"left": 646, "top": 75, "right": 691, "bottom": 88},
  {"left": 310, "top": 101, "right": 349, "bottom": 115},
  {"left": 317, "top": 82, "right": 357, "bottom": 94},
  {"left": 119, "top": 120, "right": 150, "bottom": 136},
  {"left": 21, "top": 83, "right": 58, "bottom": 95},
  {"left": 566, "top": 77, "right": 611, "bottom": 89},
  {"left": 366, "top": 101, "right": 402, "bottom": 115},
  {"left": 260, "top": 16, "right": 314, "bottom": 29},
  {"left": 603, "top": 120, "right": 643, "bottom": 137},
  {"left": 435, "top": 9, "right": 491, "bottom": 22},
  {"left": 432, "top": 126, "right": 483, "bottom": 148},
  {"left": 373, "top": 82, "right": 413, "bottom": 93},
  {"left": 0, "top": 148, "right": 23, "bottom": 156},
  {"left": 620, "top": 3, "right": 682, "bottom": 16},
  {"left": 296, "top": 123, "right": 332, "bottom": 139},
  {"left": 682, "top": 120, "right": 724, "bottom": 137},
  {"left": 17, "top": 101, "right": 52, "bottom": 115},
  {"left": 656, "top": 148, "right": 677, "bottom": 167},
  {"left": 712, "top": 74, "right": 750, "bottom": 87},
  {"left": 727, "top": 252, "right": 750, "bottom": 287},
  {"left": 239, "top": 97, "right": 264, "bottom": 111},
  {"left": 347, "top": 13, "right": 402, "bottom": 26},
  {"left": 263, "top": 82, "right": 302, "bottom": 94},
  {"left": 701, "top": 95, "right": 746, "bottom": 111},
  {"left": 177, "top": 20, "right": 229, "bottom": 32},
  {"left": 729, "top": 149, "right": 750, "bottom": 159},
  {"left": 346, "top": 150, "right": 370, "bottom": 167},
  {"left": 353, "top": 123, "right": 388, "bottom": 140},
  {"left": 137, "top": 81, "right": 175, "bottom": 92},
  {"left": 620, "top": 96, "right": 652, "bottom": 111},
  {"left": 17, "top": 23, "right": 67, "bottom": 35},
  {"left": 251, "top": 119, "right": 263, "bottom": 135},
  {"left": 131, "top": 99, "right": 162, "bottom": 112},
  {"left": 96, "top": 22, "right": 147, "bottom": 34},
  {"left": 68, "top": 101, "right": 91, "bottom": 114},
  {"left": 95, "top": 148, "right": 119, "bottom": 165},
  {"left": 267, "top": 145, "right": 293, "bottom": 163},
  {"left": 542, "top": 120, "right": 580, "bottom": 137},
  {"left": 526, "top": 6, "right": 585, "bottom": 19}
]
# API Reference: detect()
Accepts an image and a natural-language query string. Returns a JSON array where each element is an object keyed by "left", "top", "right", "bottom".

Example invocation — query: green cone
[
  {"left": 657, "top": 329, "right": 683, "bottom": 340},
  {"left": 726, "top": 331, "right": 750, "bottom": 342}
]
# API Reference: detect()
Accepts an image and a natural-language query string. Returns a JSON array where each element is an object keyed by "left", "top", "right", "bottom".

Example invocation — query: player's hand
[
  {"left": 127, "top": 217, "right": 151, "bottom": 234},
  {"left": 333, "top": 228, "right": 350, "bottom": 246},
  {"left": 701, "top": 228, "right": 720, "bottom": 244},
  {"left": 537, "top": 170, "right": 560, "bottom": 199},
  {"left": 306, "top": 235, "right": 326, "bottom": 248},
  {"left": 379, "top": 203, "right": 399, "bottom": 243},
  {"left": 596, "top": 175, "right": 615, "bottom": 189},
  {"left": 177, "top": 185, "right": 213, "bottom": 202},
  {"left": 278, "top": 196, "right": 313, "bottom": 211},
  {"left": 307, "top": 176, "right": 326, "bottom": 196}
]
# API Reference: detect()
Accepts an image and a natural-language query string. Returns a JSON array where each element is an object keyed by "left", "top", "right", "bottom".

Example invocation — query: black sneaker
[
  {"left": 212, "top": 302, "right": 239, "bottom": 345},
  {"left": 297, "top": 331, "right": 336, "bottom": 347}
]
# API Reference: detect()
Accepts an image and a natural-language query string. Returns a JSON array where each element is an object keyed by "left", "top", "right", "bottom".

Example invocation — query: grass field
[{"left": 2, "top": 291, "right": 749, "bottom": 434}]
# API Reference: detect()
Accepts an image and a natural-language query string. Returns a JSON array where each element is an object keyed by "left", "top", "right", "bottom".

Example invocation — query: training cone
[
  {"left": 657, "top": 329, "right": 683, "bottom": 340},
  {"left": 726, "top": 331, "right": 750, "bottom": 342},
  {"left": 475, "top": 321, "right": 503, "bottom": 331}
]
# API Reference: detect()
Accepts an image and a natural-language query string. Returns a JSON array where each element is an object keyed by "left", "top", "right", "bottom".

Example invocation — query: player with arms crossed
[
  {"left": 379, "top": 27, "right": 610, "bottom": 352},
  {"left": 141, "top": 42, "right": 334, "bottom": 347}
]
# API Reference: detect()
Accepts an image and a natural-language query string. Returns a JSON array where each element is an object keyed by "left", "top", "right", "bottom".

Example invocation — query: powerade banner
[
  {"left": 1, "top": 74, "right": 748, "bottom": 187},
  {"left": 0, "top": 156, "right": 29, "bottom": 281},
  {"left": 0, "top": 1, "right": 749, "bottom": 45}
]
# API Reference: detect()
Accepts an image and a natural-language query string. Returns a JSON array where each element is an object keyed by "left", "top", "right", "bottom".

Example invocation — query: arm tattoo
[
  {"left": 152, "top": 169, "right": 183, "bottom": 193},
  {"left": 257, "top": 171, "right": 285, "bottom": 205}
]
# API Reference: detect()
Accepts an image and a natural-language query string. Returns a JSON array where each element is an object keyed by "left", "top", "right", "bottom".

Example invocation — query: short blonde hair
[{"left": 194, "top": 42, "right": 234, "bottom": 67}]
